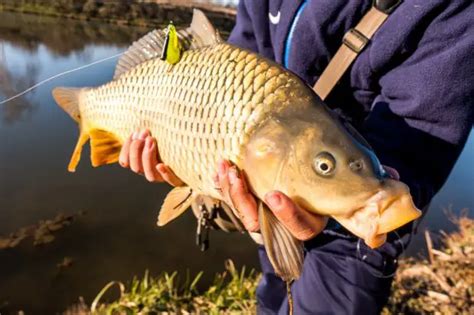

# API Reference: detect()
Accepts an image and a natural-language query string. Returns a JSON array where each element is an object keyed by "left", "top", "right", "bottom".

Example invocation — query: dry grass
[{"left": 383, "top": 212, "right": 473, "bottom": 314}]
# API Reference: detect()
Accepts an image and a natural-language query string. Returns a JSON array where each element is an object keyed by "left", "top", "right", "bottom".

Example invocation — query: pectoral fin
[
  {"left": 89, "top": 129, "right": 122, "bottom": 167},
  {"left": 258, "top": 202, "right": 304, "bottom": 281},
  {"left": 158, "top": 186, "right": 194, "bottom": 226}
]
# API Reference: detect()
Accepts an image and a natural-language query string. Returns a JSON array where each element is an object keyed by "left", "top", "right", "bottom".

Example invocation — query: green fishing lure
[{"left": 161, "top": 22, "right": 182, "bottom": 65}]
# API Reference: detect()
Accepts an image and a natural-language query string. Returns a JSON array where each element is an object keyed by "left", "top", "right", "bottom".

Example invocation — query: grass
[
  {"left": 65, "top": 213, "right": 472, "bottom": 315},
  {"left": 66, "top": 260, "right": 260, "bottom": 315}
]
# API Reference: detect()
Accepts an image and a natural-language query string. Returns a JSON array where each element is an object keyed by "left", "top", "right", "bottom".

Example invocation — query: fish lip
[
  {"left": 376, "top": 193, "right": 422, "bottom": 234},
  {"left": 353, "top": 184, "right": 421, "bottom": 247},
  {"left": 377, "top": 192, "right": 398, "bottom": 215}
]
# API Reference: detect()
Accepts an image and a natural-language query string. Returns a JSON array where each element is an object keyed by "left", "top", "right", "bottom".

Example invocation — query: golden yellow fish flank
[{"left": 52, "top": 10, "right": 421, "bottom": 281}]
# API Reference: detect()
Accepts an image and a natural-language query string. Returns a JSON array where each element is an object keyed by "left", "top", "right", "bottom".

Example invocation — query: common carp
[{"left": 52, "top": 10, "right": 421, "bottom": 281}]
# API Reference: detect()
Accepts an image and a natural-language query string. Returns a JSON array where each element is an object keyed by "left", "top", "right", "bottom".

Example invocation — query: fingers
[
  {"left": 216, "top": 160, "right": 232, "bottom": 205},
  {"left": 119, "top": 134, "right": 132, "bottom": 168},
  {"left": 228, "top": 167, "right": 259, "bottom": 231},
  {"left": 129, "top": 130, "right": 149, "bottom": 173},
  {"left": 142, "top": 136, "right": 163, "bottom": 182},
  {"left": 156, "top": 163, "right": 184, "bottom": 187},
  {"left": 265, "top": 191, "right": 327, "bottom": 241},
  {"left": 119, "top": 129, "right": 184, "bottom": 186},
  {"left": 216, "top": 160, "right": 259, "bottom": 232}
]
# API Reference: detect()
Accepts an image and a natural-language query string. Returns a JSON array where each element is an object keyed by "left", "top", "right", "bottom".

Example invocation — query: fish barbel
[{"left": 52, "top": 10, "right": 421, "bottom": 281}]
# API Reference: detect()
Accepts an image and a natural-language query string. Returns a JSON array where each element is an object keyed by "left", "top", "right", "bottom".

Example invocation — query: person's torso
[{"left": 233, "top": 0, "right": 449, "bottom": 127}]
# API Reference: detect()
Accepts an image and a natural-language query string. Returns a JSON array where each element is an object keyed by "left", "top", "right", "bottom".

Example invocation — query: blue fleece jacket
[{"left": 228, "top": 0, "right": 474, "bottom": 209}]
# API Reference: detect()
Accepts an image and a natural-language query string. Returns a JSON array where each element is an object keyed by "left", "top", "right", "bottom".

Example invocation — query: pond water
[{"left": 0, "top": 11, "right": 472, "bottom": 314}]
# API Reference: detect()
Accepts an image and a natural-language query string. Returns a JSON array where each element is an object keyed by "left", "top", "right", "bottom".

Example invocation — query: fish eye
[{"left": 313, "top": 152, "right": 336, "bottom": 176}]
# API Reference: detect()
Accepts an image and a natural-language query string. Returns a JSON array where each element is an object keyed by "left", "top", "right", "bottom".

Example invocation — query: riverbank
[
  {"left": 64, "top": 214, "right": 472, "bottom": 314},
  {"left": 0, "top": 0, "right": 236, "bottom": 32}
]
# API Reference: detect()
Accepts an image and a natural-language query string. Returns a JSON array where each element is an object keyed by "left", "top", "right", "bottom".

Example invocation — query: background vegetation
[{"left": 0, "top": 0, "right": 235, "bottom": 30}]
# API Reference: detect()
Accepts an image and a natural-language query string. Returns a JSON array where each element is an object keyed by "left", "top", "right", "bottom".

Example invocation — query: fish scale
[{"left": 82, "top": 43, "right": 297, "bottom": 197}]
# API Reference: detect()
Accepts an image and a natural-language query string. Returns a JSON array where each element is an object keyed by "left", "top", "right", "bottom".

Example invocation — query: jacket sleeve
[
  {"left": 227, "top": 0, "right": 259, "bottom": 52},
  {"left": 361, "top": 2, "right": 474, "bottom": 209}
]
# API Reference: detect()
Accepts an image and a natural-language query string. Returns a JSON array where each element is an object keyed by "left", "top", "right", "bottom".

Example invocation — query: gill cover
[{"left": 242, "top": 118, "right": 305, "bottom": 280}]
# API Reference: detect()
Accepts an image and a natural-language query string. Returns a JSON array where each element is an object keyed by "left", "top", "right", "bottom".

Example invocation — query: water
[
  {"left": 0, "top": 11, "right": 472, "bottom": 314},
  {"left": 202, "top": 0, "right": 239, "bottom": 6}
]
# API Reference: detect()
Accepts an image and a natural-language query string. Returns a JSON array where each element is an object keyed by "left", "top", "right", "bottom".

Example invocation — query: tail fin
[{"left": 52, "top": 87, "right": 82, "bottom": 122}]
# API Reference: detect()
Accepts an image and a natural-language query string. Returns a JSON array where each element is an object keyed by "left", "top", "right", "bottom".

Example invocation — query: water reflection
[
  {"left": 0, "top": 11, "right": 148, "bottom": 124},
  {"left": 0, "top": 47, "right": 38, "bottom": 123},
  {"left": 0, "top": 11, "right": 148, "bottom": 56}
]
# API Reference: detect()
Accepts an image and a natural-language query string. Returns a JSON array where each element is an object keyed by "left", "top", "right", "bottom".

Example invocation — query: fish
[{"left": 52, "top": 9, "right": 421, "bottom": 281}]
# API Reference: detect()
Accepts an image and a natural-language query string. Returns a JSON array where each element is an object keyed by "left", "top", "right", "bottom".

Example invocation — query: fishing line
[
  {"left": 355, "top": 231, "right": 405, "bottom": 279},
  {"left": 0, "top": 51, "right": 124, "bottom": 105}
]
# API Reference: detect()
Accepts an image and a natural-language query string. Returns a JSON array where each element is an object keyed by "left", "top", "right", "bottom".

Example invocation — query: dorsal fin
[
  {"left": 113, "top": 28, "right": 187, "bottom": 79},
  {"left": 113, "top": 9, "right": 222, "bottom": 79},
  {"left": 189, "top": 8, "right": 222, "bottom": 47}
]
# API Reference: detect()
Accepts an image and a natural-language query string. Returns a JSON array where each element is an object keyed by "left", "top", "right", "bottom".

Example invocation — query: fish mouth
[
  {"left": 363, "top": 180, "right": 422, "bottom": 248},
  {"left": 334, "top": 179, "right": 422, "bottom": 249}
]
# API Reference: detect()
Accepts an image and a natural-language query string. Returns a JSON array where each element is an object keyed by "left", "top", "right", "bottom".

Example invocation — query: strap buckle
[{"left": 343, "top": 28, "right": 369, "bottom": 53}]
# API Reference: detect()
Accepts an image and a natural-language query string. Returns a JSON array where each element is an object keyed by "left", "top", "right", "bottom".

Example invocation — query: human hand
[
  {"left": 214, "top": 160, "right": 327, "bottom": 240},
  {"left": 119, "top": 129, "right": 184, "bottom": 186}
]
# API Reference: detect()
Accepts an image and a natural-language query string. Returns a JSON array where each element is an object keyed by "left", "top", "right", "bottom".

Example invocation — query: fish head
[{"left": 243, "top": 105, "right": 421, "bottom": 248}]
